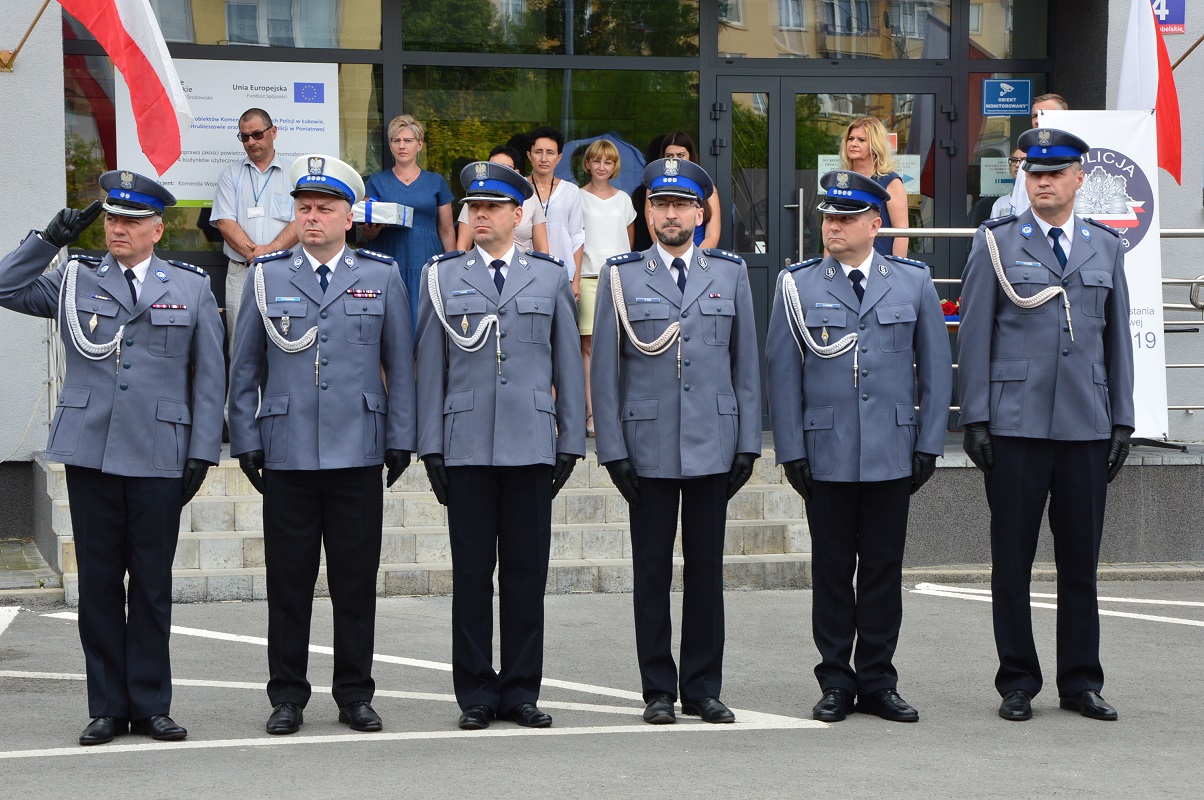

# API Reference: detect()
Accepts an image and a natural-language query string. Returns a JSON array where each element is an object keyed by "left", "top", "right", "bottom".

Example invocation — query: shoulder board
[
  {"left": 355, "top": 248, "right": 393, "bottom": 263},
  {"left": 606, "top": 251, "right": 642, "bottom": 266},
  {"left": 167, "top": 259, "right": 207, "bottom": 276},
  {"left": 429, "top": 250, "right": 464, "bottom": 264},
  {"left": 1084, "top": 217, "right": 1121, "bottom": 237},
  {"left": 701, "top": 247, "right": 742, "bottom": 264},
  {"left": 981, "top": 214, "right": 1013, "bottom": 229},
  {"left": 253, "top": 249, "right": 292, "bottom": 264},
  {"left": 884, "top": 254, "right": 928, "bottom": 269},
  {"left": 71, "top": 254, "right": 102, "bottom": 268},
  {"left": 526, "top": 250, "right": 563, "bottom": 266},
  {"left": 785, "top": 257, "right": 823, "bottom": 273}
]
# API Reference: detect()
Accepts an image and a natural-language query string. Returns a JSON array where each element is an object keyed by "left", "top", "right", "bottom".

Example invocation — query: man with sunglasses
[{"left": 212, "top": 109, "right": 298, "bottom": 362}]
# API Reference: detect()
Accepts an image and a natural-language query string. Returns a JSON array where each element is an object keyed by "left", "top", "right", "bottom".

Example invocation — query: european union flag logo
[{"left": 294, "top": 82, "right": 324, "bottom": 103}]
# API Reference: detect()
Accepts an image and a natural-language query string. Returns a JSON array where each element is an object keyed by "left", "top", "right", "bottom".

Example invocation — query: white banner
[
  {"left": 115, "top": 59, "right": 340, "bottom": 206},
  {"left": 1046, "top": 109, "right": 1168, "bottom": 439}
]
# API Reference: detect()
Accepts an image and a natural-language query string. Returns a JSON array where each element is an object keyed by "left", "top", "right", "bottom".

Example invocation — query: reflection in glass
[
  {"left": 730, "top": 93, "right": 770, "bottom": 254},
  {"left": 69, "top": 1, "right": 383, "bottom": 49},
  {"left": 402, "top": 66, "right": 698, "bottom": 198},
  {"left": 792, "top": 93, "right": 934, "bottom": 259},
  {"left": 969, "top": 0, "right": 1048, "bottom": 59},
  {"left": 966, "top": 72, "right": 1048, "bottom": 227},
  {"left": 718, "top": 0, "right": 950, "bottom": 59},
  {"left": 401, "top": 0, "right": 699, "bottom": 56},
  {"left": 64, "top": 54, "right": 383, "bottom": 254}
]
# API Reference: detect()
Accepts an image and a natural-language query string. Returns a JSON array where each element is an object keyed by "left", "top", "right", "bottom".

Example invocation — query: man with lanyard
[
  {"left": 766, "top": 170, "right": 951, "bottom": 724},
  {"left": 416, "top": 161, "right": 584, "bottom": 731},
  {"left": 212, "top": 108, "right": 298, "bottom": 360},
  {"left": 592, "top": 158, "right": 760, "bottom": 726},
  {"left": 0, "top": 171, "right": 225, "bottom": 745},
  {"left": 959, "top": 127, "right": 1134, "bottom": 723}
]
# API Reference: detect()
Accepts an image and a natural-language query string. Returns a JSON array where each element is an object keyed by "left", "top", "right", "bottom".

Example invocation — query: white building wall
[
  {"left": 0, "top": 2, "right": 64, "bottom": 461},
  {"left": 1108, "top": 0, "right": 1204, "bottom": 440}
]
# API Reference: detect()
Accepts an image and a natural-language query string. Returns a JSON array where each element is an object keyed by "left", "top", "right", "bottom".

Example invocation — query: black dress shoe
[
  {"left": 131, "top": 714, "right": 188, "bottom": 741},
  {"left": 266, "top": 702, "right": 304, "bottom": 735},
  {"left": 643, "top": 693, "right": 676, "bottom": 725},
  {"left": 856, "top": 689, "right": 919, "bottom": 722},
  {"left": 458, "top": 705, "right": 494, "bottom": 731},
  {"left": 339, "top": 700, "right": 383, "bottom": 732},
  {"left": 505, "top": 703, "right": 553, "bottom": 728},
  {"left": 812, "top": 687, "right": 855, "bottom": 722},
  {"left": 1059, "top": 690, "right": 1118, "bottom": 721},
  {"left": 681, "top": 697, "right": 735, "bottom": 724},
  {"left": 999, "top": 690, "right": 1033, "bottom": 721},
  {"left": 79, "top": 717, "right": 128, "bottom": 746}
]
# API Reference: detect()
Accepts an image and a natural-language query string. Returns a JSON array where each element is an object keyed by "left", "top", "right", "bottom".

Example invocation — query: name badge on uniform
[
  {"left": 634, "top": 297, "right": 661, "bottom": 303},
  {"left": 815, "top": 302, "right": 840, "bottom": 308},
  {"left": 247, "top": 206, "right": 266, "bottom": 219}
]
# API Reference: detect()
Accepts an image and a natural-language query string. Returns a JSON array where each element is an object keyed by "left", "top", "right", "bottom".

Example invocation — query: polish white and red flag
[
  {"left": 1116, "top": 0, "right": 1182, "bottom": 184},
  {"left": 58, "top": 0, "right": 192, "bottom": 176}
]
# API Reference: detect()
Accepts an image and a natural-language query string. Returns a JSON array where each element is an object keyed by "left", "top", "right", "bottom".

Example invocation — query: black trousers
[
  {"left": 987, "top": 436, "right": 1109, "bottom": 698},
  {"left": 805, "top": 478, "right": 911, "bottom": 696},
  {"left": 446, "top": 464, "right": 553, "bottom": 713},
  {"left": 628, "top": 473, "right": 728, "bottom": 703},
  {"left": 65, "top": 466, "right": 182, "bottom": 720},
  {"left": 262, "top": 466, "right": 383, "bottom": 708}
]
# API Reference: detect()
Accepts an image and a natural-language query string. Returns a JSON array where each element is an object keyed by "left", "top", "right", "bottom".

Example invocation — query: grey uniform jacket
[
  {"left": 957, "top": 210, "right": 1135, "bottom": 439},
  {"left": 766, "top": 252, "right": 952, "bottom": 483},
  {"left": 415, "top": 248, "right": 585, "bottom": 466},
  {"left": 591, "top": 247, "right": 761, "bottom": 479},
  {"left": 0, "top": 232, "right": 225, "bottom": 477},
  {"left": 229, "top": 245, "right": 416, "bottom": 469}
]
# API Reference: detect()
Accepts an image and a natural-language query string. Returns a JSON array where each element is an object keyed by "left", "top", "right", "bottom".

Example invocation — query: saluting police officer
[
  {"left": 767, "top": 170, "right": 951, "bottom": 723},
  {"left": 0, "top": 172, "right": 225, "bottom": 745},
  {"left": 592, "top": 158, "right": 760, "bottom": 726},
  {"left": 229, "top": 154, "right": 416, "bottom": 736},
  {"left": 416, "top": 161, "right": 585, "bottom": 731},
  {"left": 959, "top": 128, "right": 1134, "bottom": 723}
]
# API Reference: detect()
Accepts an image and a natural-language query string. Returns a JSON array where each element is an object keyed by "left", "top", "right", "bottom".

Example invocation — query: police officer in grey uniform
[
  {"left": 592, "top": 158, "right": 760, "bottom": 726},
  {"left": 766, "top": 170, "right": 952, "bottom": 723},
  {"left": 229, "top": 154, "right": 416, "bottom": 736},
  {"left": 959, "top": 128, "right": 1134, "bottom": 723},
  {"left": 416, "top": 161, "right": 584, "bottom": 731},
  {"left": 0, "top": 171, "right": 225, "bottom": 745}
]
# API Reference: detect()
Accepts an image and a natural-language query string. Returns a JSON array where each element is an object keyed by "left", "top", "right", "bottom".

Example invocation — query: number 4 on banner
[{"left": 1150, "top": 0, "right": 1168, "bottom": 21}]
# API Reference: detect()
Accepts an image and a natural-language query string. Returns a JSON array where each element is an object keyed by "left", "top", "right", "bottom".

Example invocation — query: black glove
[
  {"left": 180, "top": 459, "right": 210, "bottom": 506},
  {"left": 603, "top": 458, "right": 641, "bottom": 507},
  {"left": 910, "top": 452, "right": 937, "bottom": 495},
  {"left": 238, "top": 450, "right": 266, "bottom": 494},
  {"left": 551, "top": 453, "right": 578, "bottom": 498},
  {"left": 962, "top": 423, "right": 994, "bottom": 477},
  {"left": 782, "top": 459, "right": 813, "bottom": 501},
  {"left": 727, "top": 453, "right": 756, "bottom": 499},
  {"left": 1106, "top": 425, "right": 1134, "bottom": 484},
  {"left": 424, "top": 454, "right": 449, "bottom": 506},
  {"left": 43, "top": 200, "right": 102, "bottom": 249},
  {"left": 385, "top": 449, "right": 411, "bottom": 488}
]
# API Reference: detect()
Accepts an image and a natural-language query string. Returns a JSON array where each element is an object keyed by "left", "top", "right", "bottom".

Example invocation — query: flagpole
[
  {"left": 1171, "top": 33, "right": 1204, "bottom": 71},
  {"left": 0, "top": 0, "right": 53, "bottom": 72}
]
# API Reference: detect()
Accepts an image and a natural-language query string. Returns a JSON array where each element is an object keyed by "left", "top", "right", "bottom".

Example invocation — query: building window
[
  {"left": 150, "top": 0, "right": 196, "bottom": 42},
  {"left": 719, "top": 0, "right": 744, "bottom": 26},
  {"left": 969, "top": 4, "right": 983, "bottom": 34},
  {"left": 822, "top": 0, "right": 870, "bottom": 35},
  {"left": 779, "top": 0, "right": 804, "bottom": 30}
]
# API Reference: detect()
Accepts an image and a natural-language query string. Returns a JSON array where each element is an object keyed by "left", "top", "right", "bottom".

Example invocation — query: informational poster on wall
[
  {"left": 1046, "top": 109, "right": 1169, "bottom": 439},
  {"left": 115, "top": 59, "right": 340, "bottom": 206},
  {"left": 817, "top": 154, "right": 923, "bottom": 195}
]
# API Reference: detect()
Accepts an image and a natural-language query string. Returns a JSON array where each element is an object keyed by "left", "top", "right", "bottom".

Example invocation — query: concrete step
[{"left": 61, "top": 552, "right": 813, "bottom": 605}]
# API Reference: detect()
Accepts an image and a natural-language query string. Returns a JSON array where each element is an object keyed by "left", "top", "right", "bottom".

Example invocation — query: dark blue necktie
[
  {"left": 1048, "top": 228, "right": 1068, "bottom": 269},
  {"left": 123, "top": 268, "right": 138, "bottom": 304},
  {"left": 317, "top": 264, "right": 330, "bottom": 293},
  {"left": 491, "top": 259, "right": 506, "bottom": 294},
  {"left": 848, "top": 268, "right": 865, "bottom": 302},
  {"left": 673, "top": 257, "right": 687, "bottom": 293}
]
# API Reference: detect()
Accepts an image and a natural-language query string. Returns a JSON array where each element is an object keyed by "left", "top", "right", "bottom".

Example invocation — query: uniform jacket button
[
  {"left": 321, "top": 311, "right": 329, "bottom": 319},
  {"left": 500, "top": 376, "right": 508, "bottom": 384},
  {"left": 119, "top": 383, "right": 128, "bottom": 390},
  {"left": 681, "top": 310, "right": 689, "bottom": 318},
  {"left": 320, "top": 334, "right": 328, "bottom": 342},
  {"left": 321, "top": 358, "right": 329, "bottom": 366},
  {"left": 321, "top": 381, "right": 329, "bottom": 389},
  {"left": 683, "top": 384, "right": 691, "bottom": 391},
  {"left": 861, "top": 393, "right": 869, "bottom": 400},
  {"left": 1062, "top": 349, "right": 1070, "bottom": 356}
]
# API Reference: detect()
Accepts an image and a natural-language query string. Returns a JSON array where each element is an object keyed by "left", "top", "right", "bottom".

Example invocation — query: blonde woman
[
  {"left": 362, "top": 114, "right": 456, "bottom": 320},
  {"left": 840, "top": 117, "right": 909, "bottom": 257}
]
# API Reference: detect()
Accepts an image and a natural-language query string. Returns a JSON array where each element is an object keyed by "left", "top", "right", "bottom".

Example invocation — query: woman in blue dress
[
  {"left": 361, "top": 115, "right": 455, "bottom": 320},
  {"left": 839, "top": 116, "right": 910, "bottom": 257}
]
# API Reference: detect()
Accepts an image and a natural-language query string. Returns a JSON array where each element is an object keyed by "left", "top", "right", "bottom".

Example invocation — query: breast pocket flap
[
  {"left": 875, "top": 304, "right": 917, "bottom": 325},
  {"left": 266, "top": 302, "right": 308, "bottom": 319},
  {"left": 78, "top": 298, "right": 120, "bottom": 318},
  {"left": 623, "top": 398, "right": 658, "bottom": 421},
  {"left": 990, "top": 360, "right": 1029, "bottom": 382},
  {"left": 516, "top": 296, "right": 553, "bottom": 315},
  {"left": 445, "top": 296, "right": 487, "bottom": 316},
  {"left": 1080, "top": 270, "right": 1113, "bottom": 289},
  {"left": 804, "top": 308, "right": 847, "bottom": 328},
  {"left": 803, "top": 405, "right": 834, "bottom": 431},
  {"left": 700, "top": 298, "right": 735, "bottom": 317},
  {"left": 149, "top": 308, "right": 192, "bottom": 326},
  {"left": 155, "top": 398, "right": 191, "bottom": 424},
  {"left": 628, "top": 303, "right": 672, "bottom": 320},
  {"left": 344, "top": 298, "right": 385, "bottom": 315},
  {"left": 1005, "top": 267, "right": 1050, "bottom": 285},
  {"left": 443, "top": 389, "right": 474, "bottom": 415}
]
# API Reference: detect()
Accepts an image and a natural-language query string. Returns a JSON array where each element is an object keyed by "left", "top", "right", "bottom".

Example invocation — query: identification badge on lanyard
[{"left": 247, "top": 206, "right": 266, "bottom": 219}]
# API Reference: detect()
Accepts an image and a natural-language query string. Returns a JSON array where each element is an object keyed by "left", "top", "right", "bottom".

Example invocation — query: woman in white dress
[{"left": 527, "top": 126, "right": 584, "bottom": 300}]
